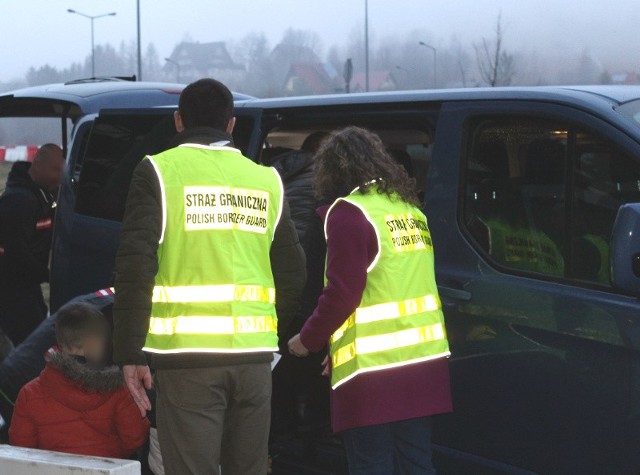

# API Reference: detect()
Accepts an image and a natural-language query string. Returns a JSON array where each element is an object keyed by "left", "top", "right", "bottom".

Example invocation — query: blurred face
[
  {"left": 30, "top": 148, "right": 64, "bottom": 193},
  {"left": 80, "top": 334, "right": 108, "bottom": 366}
]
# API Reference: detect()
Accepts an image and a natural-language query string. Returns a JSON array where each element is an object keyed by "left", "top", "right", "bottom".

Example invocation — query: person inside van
[{"left": 288, "top": 127, "right": 452, "bottom": 475}]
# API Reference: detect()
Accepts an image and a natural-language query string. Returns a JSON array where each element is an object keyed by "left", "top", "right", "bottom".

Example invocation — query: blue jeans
[{"left": 342, "top": 416, "right": 436, "bottom": 475}]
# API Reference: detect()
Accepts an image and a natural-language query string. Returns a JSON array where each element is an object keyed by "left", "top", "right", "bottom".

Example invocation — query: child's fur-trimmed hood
[{"left": 45, "top": 350, "right": 124, "bottom": 393}]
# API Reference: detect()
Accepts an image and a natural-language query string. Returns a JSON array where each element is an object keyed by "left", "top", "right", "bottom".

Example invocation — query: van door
[
  {"left": 50, "top": 107, "right": 263, "bottom": 310},
  {"left": 428, "top": 101, "right": 640, "bottom": 474},
  {"left": 0, "top": 96, "right": 78, "bottom": 155}
]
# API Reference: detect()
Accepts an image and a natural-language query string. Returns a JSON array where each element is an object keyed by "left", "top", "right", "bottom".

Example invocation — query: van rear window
[{"left": 74, "top": 114, "right": 175, "bottom": 221}]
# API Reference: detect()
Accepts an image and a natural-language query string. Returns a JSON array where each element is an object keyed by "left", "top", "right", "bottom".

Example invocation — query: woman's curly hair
[{"left": 313, "top": 126, "right": 419, "bottom": 206}]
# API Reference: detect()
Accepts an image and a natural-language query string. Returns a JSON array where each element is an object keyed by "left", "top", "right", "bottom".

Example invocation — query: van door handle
[{"left": 438, "top": 286, "right": 472, "bottom": 301}]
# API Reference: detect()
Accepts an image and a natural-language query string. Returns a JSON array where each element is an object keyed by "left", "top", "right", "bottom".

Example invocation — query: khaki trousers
[{"left": 155, "top": 363, "right": 271, "bottom": 475}]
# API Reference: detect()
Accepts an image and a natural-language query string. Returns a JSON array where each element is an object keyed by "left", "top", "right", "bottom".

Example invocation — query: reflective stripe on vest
[
  {"left": 332, "top": 322, "right": 447, "bottom": 368},
  {"left": 148, "top": 315, "right": 277, "bottom": 335},
  {"left": 152, "top": 284, "right": 275, "bottom": 304},
  {"left": 327, "top": 186, "right": 450, "bottom": 389},
  {"left": 142, "top": 144, "right": 283, "bottom": 354},
  {"left": 331, "top": 294, "right": 441, "bottom": 342}
]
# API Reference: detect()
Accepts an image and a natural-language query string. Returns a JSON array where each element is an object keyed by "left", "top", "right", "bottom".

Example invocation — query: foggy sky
[{"left": 1, "top": 0, "right": 639, "bottom": 82}]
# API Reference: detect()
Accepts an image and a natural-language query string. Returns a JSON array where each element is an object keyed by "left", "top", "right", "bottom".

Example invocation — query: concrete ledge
[{"left": 0, "top": 445, "right": 140, "bottom": 474}]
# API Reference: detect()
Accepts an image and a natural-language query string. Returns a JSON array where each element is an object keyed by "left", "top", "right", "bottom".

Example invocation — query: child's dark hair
[
  {"left": 179, "top": 78, "right": 233, "bottom": 131},
  {"left": 55, "top": 303, "right": 108, "bottom": 350}
]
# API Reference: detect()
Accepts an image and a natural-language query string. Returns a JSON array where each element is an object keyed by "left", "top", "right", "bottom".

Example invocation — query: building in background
[
  {"left": 351, "top": 71, "right": 399, "bottom": 93},
  {"left": 610, "top": 72, "right": 640, "bottom": 85},
  {"left": 164, "top": 41, "right": 244, "bottom": 84},
  {"left": 283, "top": 63, "right": 342, "bottom": 96}
]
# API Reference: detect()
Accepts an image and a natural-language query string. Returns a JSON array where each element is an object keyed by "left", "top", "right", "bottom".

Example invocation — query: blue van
[{"left": 2, "top": 80, "right": 640, "bottom": 474}]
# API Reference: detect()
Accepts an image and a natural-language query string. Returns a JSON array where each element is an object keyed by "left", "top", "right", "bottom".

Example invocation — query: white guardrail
[{"left": 0, "top": 445, "right": 140, "bottom": 474}]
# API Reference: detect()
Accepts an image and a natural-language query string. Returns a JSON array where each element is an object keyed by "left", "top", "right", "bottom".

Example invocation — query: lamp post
[
  {"left": 67, "top": 9, "right": 116, "bottom": 78},
  {"left": 136, "top": 0, "right": 142, "bottom": 81},
  {"left": 364, "top": 0, "right": 370, "bottom": 92},
  {"left": 396, "top": 65, "right": 410, "bottom": 89},
  {"left": 164, "top": 58, "right": 180, "bottom": 83},
  {"left": 418, "top": 41, "right": 437, "bottom": 88}
]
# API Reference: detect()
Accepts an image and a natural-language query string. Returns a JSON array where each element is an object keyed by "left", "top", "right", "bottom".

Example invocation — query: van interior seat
[
  {"left": 467, "top": 140, "right": 512, "bottom": 218},
  {"left": 522, "top": 139, "right": 565, "bottom": 185},
  {"left": 387, "top": 149, "right": 414, "bottom": 177}
]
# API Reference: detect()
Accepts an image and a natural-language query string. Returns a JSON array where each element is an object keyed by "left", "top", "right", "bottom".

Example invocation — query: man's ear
[
  {"left": 226, "top": 117, "right": 236, "bottom": 135},
  {"left": 174, "top": 111, "right": 185, "bottom": 133}
]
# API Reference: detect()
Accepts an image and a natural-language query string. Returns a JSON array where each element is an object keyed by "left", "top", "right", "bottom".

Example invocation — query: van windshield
[{"left": 616, "top": 100, "right": 640, "bottom": 127}]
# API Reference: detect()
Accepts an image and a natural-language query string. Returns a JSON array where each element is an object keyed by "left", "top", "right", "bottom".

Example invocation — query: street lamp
[
  {"left": 67, "top": 9, "right": 116, "bottom": 78},
  {"left": 136, "top": 0, "right": 142, "bottom": 81},
  {"left": 419, "top": 41, "right": 437, "bottom": 89},
  {"left": 164, "top": 58, "right": 181, "bottom": 83},
  {"left": 364, "top": 0, "right": 370, "bottom": 92},
  {"left": 395, "top": 66, "right": 410, "bottom": 89}
]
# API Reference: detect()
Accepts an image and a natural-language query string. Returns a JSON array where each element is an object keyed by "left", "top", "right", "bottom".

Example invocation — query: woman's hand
[
  {"left": 288, "top": 334, "right": 310, "bottom": 357},
  {"left": 321, "top": 355, "right": 331, "bottom": 377}
]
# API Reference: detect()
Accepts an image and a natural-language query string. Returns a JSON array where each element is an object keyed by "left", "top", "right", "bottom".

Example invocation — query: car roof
[
  {"left": 3, "top": 81, "right": 639, "bottom": 122},
  {"left": 0, "top": 80, "right": 254, "bottom": 119},
  {"left": 237, "top": 85, "right": 640, "bottom": 112}
]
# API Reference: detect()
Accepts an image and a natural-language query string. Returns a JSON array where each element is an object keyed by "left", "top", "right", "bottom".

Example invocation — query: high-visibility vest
[
  {"left": 327, "top": 187, "right": 450, "bottom": 389},
  {"left": 142, "top": 143, "right": 284, "bottom": 354},
  {"left": 481, "top": 218, "right": 564, "bottom": 276}
]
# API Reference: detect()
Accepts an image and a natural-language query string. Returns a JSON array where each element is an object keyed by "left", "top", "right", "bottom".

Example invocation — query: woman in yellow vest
[{"left": 289, "top": 127, "right": 452, "bottom": 475}]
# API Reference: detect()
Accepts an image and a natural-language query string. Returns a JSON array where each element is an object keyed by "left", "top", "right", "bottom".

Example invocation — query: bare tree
[{"left": 474, "top": 14, "right": 516, "bottom": 87}]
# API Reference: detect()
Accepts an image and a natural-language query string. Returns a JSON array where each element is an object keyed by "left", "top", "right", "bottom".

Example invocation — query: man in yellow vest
[{"left": 112, "top": 79, "right": 305, "bottom": 475}]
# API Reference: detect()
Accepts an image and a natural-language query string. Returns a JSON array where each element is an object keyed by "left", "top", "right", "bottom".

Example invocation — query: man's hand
[
  {"left": 288, "top": 334, "right": 310, "bottom": 357},
  {"left": 123, "top": 365, "right": 153, "bottom": 417}
]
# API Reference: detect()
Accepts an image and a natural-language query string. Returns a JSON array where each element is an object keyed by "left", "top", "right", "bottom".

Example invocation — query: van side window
[
  {"left": 75, "top": 114, "right": 257, "bottom": 222},
  {"left": 75, "top": 114, "right": 175, "bottom": 222},
  {"left": 571, "top": 132, "right": 640, "bottom": 284},
  {"left": 464, "top": 118, "right": 567, "bottom": 278},
  {"left": 464, "top": 117, "right": 640, "bottom": 286},
  {"left": 262, "top": 126, "right": 432, "bottom": 194}
]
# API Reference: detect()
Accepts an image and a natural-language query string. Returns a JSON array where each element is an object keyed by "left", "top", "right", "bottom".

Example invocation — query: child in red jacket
[{"left": 9, "top": 302, "right": 150, "bottom": 458}]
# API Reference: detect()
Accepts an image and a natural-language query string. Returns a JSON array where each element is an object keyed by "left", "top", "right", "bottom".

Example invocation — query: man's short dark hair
[
  {"left": 33, "top": 143, "right": 63, "bottom": 164},
  {"left": 179, "top": 78, "right": 234, "bottom": 131},
  {"left": 55, "top": 302, "right": 108, "bottom": 350}
]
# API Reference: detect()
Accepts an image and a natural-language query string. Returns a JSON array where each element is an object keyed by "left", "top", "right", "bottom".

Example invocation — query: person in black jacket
[
  {"left": 272, "top": 132, "right": 327, "bottom": 249},
  {"left": 0, "top": 144, "right": 64, "bottom": 345},
  {"left": 270, "top": 132, "right": 331, "bottom": 438}
]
